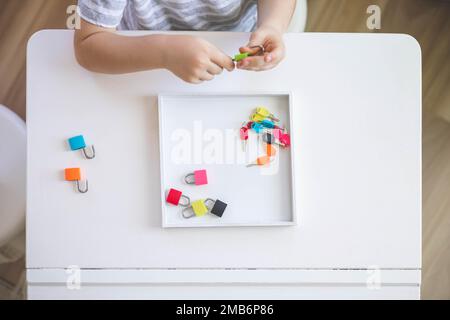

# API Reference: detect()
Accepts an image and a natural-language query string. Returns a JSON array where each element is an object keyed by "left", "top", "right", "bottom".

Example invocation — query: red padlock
[{"left": 166, "top": 188, "right": 190, "bottom": 206}]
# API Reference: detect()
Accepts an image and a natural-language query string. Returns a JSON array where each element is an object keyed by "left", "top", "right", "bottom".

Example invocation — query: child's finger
[
  {"left": 207, "top": 63, "right": 223, "bottom": 75},
  {"left": 239, "top": 46, "right": 262, "bottom": 55},
  {"left": 199, "top": 72, "right": 214, "bottom": 81},
  {"left": 237, "top": 56, "right": 266, "bottom": 70},
  {"left": 266, "top": 46, "right": 284, "bottom": 64},
  {"left": 211, "top": 50, "right": 235, "bottom": 72}
]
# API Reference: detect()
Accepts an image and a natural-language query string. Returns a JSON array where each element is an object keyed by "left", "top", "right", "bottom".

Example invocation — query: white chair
[
  {"left": 0, "top": 105, "right": 26, "bottom": 264},
  {"left": 288, "top": 0, "right": 308, "bottom": 32}
]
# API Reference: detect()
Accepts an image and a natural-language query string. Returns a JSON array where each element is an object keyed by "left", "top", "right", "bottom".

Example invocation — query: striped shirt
[{"left": 78, "top": 0, "right": 258, "bottom": 31}]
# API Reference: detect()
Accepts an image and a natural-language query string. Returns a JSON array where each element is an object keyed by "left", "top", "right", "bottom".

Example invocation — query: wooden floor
[{"left": 0, "top": 0, "right": 449, "bottom": 299}]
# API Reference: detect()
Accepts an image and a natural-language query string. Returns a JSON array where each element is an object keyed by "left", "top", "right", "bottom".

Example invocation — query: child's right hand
[{"left": 164, "top": 35, "right": 235, "bottom": 84}]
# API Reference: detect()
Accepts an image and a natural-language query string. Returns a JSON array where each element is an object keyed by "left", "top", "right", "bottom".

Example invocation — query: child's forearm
[
  {"left": 257, "top": 0, "right": 296, "bottom": 32},
  {"left": 74, "top": 20, "right": 167, "bottom": 74}
]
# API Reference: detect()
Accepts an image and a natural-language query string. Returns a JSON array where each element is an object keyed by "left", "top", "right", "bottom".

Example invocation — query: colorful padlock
[
  {"left": 64, "top": 167, "right": 88, "bottom": 193},
  {"left": 182, "top": 199, "right": 209, "bottom": 219},
  {"left": 68, "top": 135, "right": 95, "bottom": 159},
  {"left": 205, "top": 198, "right": 228, "bottom": 218},
  {"left": 184, "top": 169, "right": 208, "bottom": 185},
  {"left": 166, "top": 188, "right": 190, "bottom": 207}
]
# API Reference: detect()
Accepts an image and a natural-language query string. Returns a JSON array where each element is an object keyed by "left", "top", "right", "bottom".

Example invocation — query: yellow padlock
[
  {"left": 182, "top": 199, "right": 208, "bottom": 218},
  {"left": 192, "top": 200, "right": 208, "bottom": 216}
]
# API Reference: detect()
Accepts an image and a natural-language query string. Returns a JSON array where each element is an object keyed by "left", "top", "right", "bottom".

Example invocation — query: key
[
  {"left": 279, "top": 133, "right": 291, "bottom": 147},
  {"left": 260, "top": 119, "right": 275, "bottom": 128},
  {"left": 233, "top": 52, "right": 250, "bottom": 62},
  {"left": 251, "top": 122, "right": 264, "bottom": 134},
  {"left": 262, "top": 132, "right": 285, "bottom": 147},
  {"left": 251, "top": 113, "right": 266, "bottom": 122},
  {"left": 266, "top": 144, "right": 277, "bottom": 157},
  {"left": 272, "top": 128, "right": 283, "bottom": 139},
  {"left": 251, "top": 122, "right": 264, "bottom": 149},
  {"left": 255, "top": 107, "right": 279, "bottom": 122},
  {"left": 239, "top": 126, "right": 249, "bottom": 152},
  {"left": 246, "top": 155, "right": 272, "bottom": 167}
]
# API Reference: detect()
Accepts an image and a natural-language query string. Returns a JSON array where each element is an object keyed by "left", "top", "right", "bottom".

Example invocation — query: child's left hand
[{"left": 237, "top": 25, "right": 285, "bottom": 71}]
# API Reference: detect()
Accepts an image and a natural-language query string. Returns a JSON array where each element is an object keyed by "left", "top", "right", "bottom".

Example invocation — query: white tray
[{"left": 158, "top": 93, "right": 296, "bottom": 228}]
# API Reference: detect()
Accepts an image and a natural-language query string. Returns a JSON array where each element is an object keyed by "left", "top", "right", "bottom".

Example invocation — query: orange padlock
[{"left": 64, "top": 168, "right": 88, "bottom": 193}]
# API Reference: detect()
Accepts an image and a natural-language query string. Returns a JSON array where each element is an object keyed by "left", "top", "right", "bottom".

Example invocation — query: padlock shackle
[
  {"left": 82, "top": 145, "right": 96, "bottom": 159},
  {"left": 184, "top": 173, "right": 195, "bottom": 184},
  {"left": 181, "top": 206, "right": 196, "bottom": 219},
  {"left": 76, "top": 179, "right": 89, "bottom": 193},
  {"left": 179, "top": 195, "right": 191, "bottom": 207}
]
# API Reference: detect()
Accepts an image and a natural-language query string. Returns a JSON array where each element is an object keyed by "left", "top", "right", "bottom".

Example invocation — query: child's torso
[{"left": 120, "top": 0, "right": 257, "bottom": 31}]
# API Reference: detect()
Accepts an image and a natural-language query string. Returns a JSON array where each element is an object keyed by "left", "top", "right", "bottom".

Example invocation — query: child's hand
[
  {"left": 164, "top": 35, "right": 235, "bottom": 84},
  {"left": 237, "top": 25, "right": 285, "bottom": 71}
]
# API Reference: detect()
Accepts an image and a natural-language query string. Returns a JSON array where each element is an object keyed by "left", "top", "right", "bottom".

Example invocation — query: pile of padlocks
[
  {"left": 166, "top": 169, "right": 228, "bottom": 219},
  {"left": 239, "top": 107, "right": 291, "bottom": 167}
]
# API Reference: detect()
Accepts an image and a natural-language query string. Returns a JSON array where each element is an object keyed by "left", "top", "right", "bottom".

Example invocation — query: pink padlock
[{"left": 184, "top": 169, "right": 208, "bottom": 185}]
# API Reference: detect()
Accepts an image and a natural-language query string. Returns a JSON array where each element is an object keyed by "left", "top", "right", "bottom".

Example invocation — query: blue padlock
[{"left": 68, "top": 135, "right": 96, "bottom": 159}]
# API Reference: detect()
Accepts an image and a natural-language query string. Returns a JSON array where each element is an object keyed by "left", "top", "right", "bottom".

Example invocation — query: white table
[{"left": 26, "top": 30, "right": 421, "bottom": 299}]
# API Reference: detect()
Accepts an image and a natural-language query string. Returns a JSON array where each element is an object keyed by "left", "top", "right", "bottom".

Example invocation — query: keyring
[{"left": 249, "top": 45, "right": 265, "bottom": 55}]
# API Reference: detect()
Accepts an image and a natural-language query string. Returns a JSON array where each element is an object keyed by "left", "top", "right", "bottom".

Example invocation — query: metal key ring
[{"left": 249, "top": 45, "right": 265, "bottom": 55}]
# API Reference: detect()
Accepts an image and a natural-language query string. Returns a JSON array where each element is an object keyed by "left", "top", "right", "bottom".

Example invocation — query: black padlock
[{"left": 205, "top": 198, "right": 228, "bottom": 218}]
